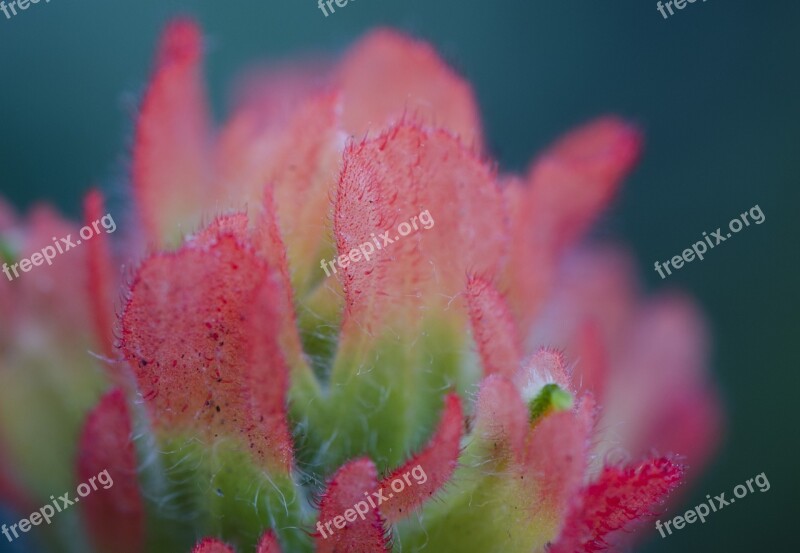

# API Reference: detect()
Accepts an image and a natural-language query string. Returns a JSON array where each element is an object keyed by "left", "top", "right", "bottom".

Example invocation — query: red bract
[
  {"left": 119, "top": 215, "right": 294, "bottom": 473},
  {"left": 549, "top": 458, "right": 685, "bottom": 553},
  {"left": 335, "top": 123, "right": 506, "bottom": 331},
  {"left": 335, "top": 28, "right": 483, "bottom": 142},
  {"left": 133, "top": 18, "right": 213, "bottom": 246},
  {"left": 77, "top": 389, "right": 144, "bottom": 553},
  {"left": 466, "top": 275, "right": 523, "bottom": 379},
  {"left": 378, "top": 394, "right": 463, "bottom": 523},
  {"left": 83, "top": 189, "right": 117, "bottom": 361},
  {"left": 315, "top": 459, "right": 389, "bottom": 553}
]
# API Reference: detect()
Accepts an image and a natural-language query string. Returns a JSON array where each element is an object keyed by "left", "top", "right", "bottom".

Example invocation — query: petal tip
[{"left": 159, "top": 17, "right": 203, "bottom": 65}]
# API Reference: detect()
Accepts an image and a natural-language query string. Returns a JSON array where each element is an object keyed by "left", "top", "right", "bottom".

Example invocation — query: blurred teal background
[{"left": 0, "top": 0, "right": 798, "bottom": 551}]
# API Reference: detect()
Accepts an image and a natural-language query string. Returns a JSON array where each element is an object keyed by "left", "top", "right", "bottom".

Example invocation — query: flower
[{"left": 0, "top": 18, "right": 722, "bottom": 553}]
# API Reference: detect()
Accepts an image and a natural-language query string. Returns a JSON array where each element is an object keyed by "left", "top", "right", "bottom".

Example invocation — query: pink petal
[
  {"left": 119, "top": 217, "right": 292, "bottom": 472},
  {"left": 466, "top": 275, "right": 521, "bottom": 378},
  {"left": 218, "top": 60, "right": 334, "bottom": 175},
  {"left": 132, "top": 18, "right": 212, "bottom": 245},
  {"left": 550, "top": 457, "right": 684, "bottom": 553},
  {"left": 337, "top": 28, "right": 483, "bottom": 144},
  {"left": 244, "top": 277, "right": 294, "bottom": 470},
  {"left": 14, "top": 206, "right": 92, "bottom": 339},
  {"left": 216, "top": 91, "right": 341, "bottom": 294},
  {"left": 253, "top": 191, "right": 287, "bottom": 271},
  {"left": 603, "top": 294, "right": 722, "bottom": 472},
  {"left": 379, "top": 394, "right": 463, "bottom": 523},
  {"left": 192, "top": 538, "right": 236, "bottom": 553},
  {"left": 526, "top": 117, "right": 641, "bottom": 251},
  {"left": 216, "top": 60, "right": 332, "bottom": 184},
  {"left": 252, "top": 190, "right": 306, "bottom": 369},
  {"left": 121, "top": 233, "right": 260, "bottom": 432},
  {"left": 83, "top": 189, "right": 117, "bottom": 360},
  {"left": 505, "top": 118, "right": 641, "bottom": 327},
  {"left": 573, "top": 320, "right": 609, "bottom": 398},
  {"left": 523, "top": 397, "right": 594, "bottom": 522},
  {"left": 256, "top": 531, "right": 283, "bottom": 553},
  {"left": 77, "top": 389, "right": 144, "bottom": 553},
  {"left": 530, "top": 246, "right": 639, "bottom": 359},
  {"left": 515, "top": 348, "right": 572, "bottom": 396},
  {"left": 335, "top": 122, "right": 506, "bottom": 333},
  {"left": 315, "top": 458, "right": 389, "bottom": 553},
  {"left": 529, "top": 249, "right": 721, "bottom": 494},
  {"left": 267, "top": 92, "right": 342, "bottom": 291},
  {"left": 471, "top": 375, "right": 528, "bottom": 464}
]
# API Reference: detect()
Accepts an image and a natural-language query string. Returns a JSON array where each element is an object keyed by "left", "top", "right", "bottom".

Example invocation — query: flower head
[{"left": 0, "top": 18, "right": 721, "bottom": 553}]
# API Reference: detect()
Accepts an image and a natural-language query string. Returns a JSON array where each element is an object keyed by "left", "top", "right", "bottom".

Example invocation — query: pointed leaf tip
[
  {"left": 83, "top": 189, "right": 116, "bottom": 361},
  {"left": 527, "top": 116, "right": 641, "bottom": 253},
  {"left": 505, "top": 118, "right": 641, "bottom": 327},
  {"left": 379, "top": 393, "right": 463, "bottom": 523},
  {"left": 338, "top": 28, "right": 483, "bottom": 143},
  {"left": 516, "top": 348, "right": 572, "bottom": 404},
  {"left": 466, "top": 275, "right": 522, "bottom": 378},
  {"left": 316, "top": 458, "right": 389, "bottom": 553},
  {"left": 159, "top": 18, "right": 203, "bottom": 65},
  {"left": 77, "top": 389, "right": 144, "bottom": 553},
  {"left": 133, "top": 17, "right": 212, "bottom": 245}
]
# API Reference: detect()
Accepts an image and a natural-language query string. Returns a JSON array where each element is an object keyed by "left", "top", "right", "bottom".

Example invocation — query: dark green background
[{"left": 1, "top": 0, "right": 797, "bottom": 551}]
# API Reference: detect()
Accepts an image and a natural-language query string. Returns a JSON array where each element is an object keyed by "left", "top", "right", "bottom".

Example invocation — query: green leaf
[{"left": 528, "top": 383, "right": 574, "bottom": 423}]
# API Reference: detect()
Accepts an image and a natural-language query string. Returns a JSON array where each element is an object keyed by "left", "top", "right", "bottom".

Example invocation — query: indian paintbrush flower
[{"left": 0, "top": 19, "right": 721, "bottom": 553}]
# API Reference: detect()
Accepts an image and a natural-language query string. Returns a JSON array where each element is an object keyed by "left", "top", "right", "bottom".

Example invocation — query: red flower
[{"left": 0, "top": 18, "right": 721, "bottom": 553}]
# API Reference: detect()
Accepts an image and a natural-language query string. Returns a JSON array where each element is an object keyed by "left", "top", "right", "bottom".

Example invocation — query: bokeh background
[{"left": 1, "top": 0, "right": 797, "bottom": 551}]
